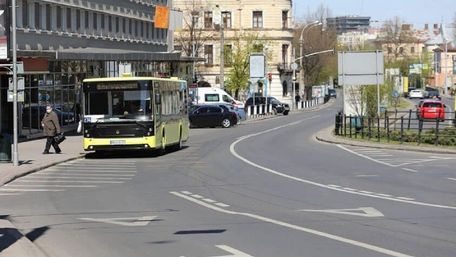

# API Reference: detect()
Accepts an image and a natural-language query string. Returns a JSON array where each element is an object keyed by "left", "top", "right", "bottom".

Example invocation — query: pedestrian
[
  {"left": 41, "top": 105, "right": 62, "bottom": 154},
  {"left": 295, "top": 93, "right": 301, "bottom": 108}
]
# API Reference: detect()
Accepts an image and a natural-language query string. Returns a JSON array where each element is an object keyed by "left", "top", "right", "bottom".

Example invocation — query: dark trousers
[{"left": 45, "top": 136, "right": 61, "bottom": 153}]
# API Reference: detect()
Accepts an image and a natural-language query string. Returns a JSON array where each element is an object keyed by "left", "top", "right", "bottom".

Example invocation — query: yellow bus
[{"left": 81, "top": 75, "right": 189, "bottom": 152}]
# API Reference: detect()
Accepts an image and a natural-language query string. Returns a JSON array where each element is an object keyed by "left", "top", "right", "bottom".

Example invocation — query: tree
[
  {"left": 224, "top": 32, "right": 271, "bottom": 99},
  {"left": 296, "top": 4, "right": 338, "bottom": 93},
  {"left": 174, "top": 0, "right": 214, "bottom": 58}
]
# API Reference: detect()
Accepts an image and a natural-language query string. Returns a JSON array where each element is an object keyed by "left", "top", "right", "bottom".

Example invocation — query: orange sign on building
[{"left": 154, "top": 5, "right": 170, "bottom": 29}]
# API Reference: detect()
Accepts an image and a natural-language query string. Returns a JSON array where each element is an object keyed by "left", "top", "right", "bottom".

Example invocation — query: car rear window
[{"left": 423, "top": 102, "right": 443, "bottom": 108}]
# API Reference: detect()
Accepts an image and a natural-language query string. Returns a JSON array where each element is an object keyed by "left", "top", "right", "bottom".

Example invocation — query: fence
[
  {"left": 335, "top": 110, "right": 456, "bottom": 146},
  {"left": 246, "top": 97, "right": 326, "bottom": 118}
]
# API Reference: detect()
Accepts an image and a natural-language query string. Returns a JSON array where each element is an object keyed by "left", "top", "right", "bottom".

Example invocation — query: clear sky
[{"left": 294, "top": 0, "right": 456, "bottom": 28}]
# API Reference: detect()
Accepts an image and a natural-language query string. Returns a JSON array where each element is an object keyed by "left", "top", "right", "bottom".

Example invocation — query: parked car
[
  {"left": 328, "top": 89, "right": 337, "bottom": 98},
  {"left": 189, "top": 105, "right": 238, "bottom": 128},
  {"left": 409, "top": 89, "right": 424, "bottom": 99},
  {"left": 425, "top": 87, "right": 440, "bottom": 99},
  {"left": 416, "top": 100, "right": 446, "bottom": 121},
  {"left": 216, "top": 103, "right": 246, "bottom": 124},
  {"left": 245, "top": 96, "right": 290, "bottom": 115}
]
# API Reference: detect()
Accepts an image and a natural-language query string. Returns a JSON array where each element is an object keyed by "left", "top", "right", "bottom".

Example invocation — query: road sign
[
  {"left": 291, "top": 62, "right": 298, "bottom": 70},
  {"left": 7, "top": 90, "right": 24, "bottom": 102},
  {"left": 338, "top": 51, "right": 384, "bottom": 86}
]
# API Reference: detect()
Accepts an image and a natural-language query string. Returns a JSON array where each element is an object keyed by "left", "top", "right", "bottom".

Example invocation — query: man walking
[{"left": 41, "top": 105, "right": 62, "bottom": 154}]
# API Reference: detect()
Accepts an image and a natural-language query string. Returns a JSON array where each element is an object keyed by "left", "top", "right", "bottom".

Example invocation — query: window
[
  {"left": 56, "top": 6, "right": 62, "bottom": 30},
  {"left": 46, "top": 5, "right": 51, "bottom": 30},
  {"left": 252, "top": 11, "right": 263, "bottom": 28},
  {"left": 204, "top": 45, "right": 213, "bottom": 65},
  {"left": 100, "top": 14, "right": 105, "bottom": 30},
  {"left": 115, "top": 17, "right": 119, "bottom": 33},
  {"left": 204, "top": 11, "right": 213, "bottom": 28},
  {"left": 108, "top": 16, "right": 112, "bottom": 33},
  {"left": 146, "top": 22, "right": 149, "bottom": 38},
  {"left": 141, "top": 21, "right": 144, "bottom": 38},
  {"left": 66, "top": 8, "right": 72, "bottom": 30},
  {"left": 222, "top": 95, "right": 232, "bottom": 103},
  {"left": 208, "top": 106, "right": 222, "bottom": 113},
  {"left": 282, "top": 44, "right": 289, "bottom": 64},
  {"left": 93, "top": 13, "right": 98, "bottom": 31},
  {"left": 34, "top": 3, "right": 41, "bottom": 29},
  {"left": 128, "top": 19, "right": 132, "bottom": 36},
  {"left": 76, "top": 10, "right": 81, "bottom": 31},
  {"left": 22, "top": 0, "right": 29, "bottom": 28},
  {"left": 85, "top": 11, "right": 89, "bottom": 29},
  {"left": 224, "top": 44, "right": 232, "bottom": 65},
  {"left": 222, "top": 11, "right": 231, "bottom": 28},
  {"left": 282, "top": 10, "right": 288, "bottom": 29},
  {"left": 399, "top": 47, "right": 404, "bottom": 54},
  {"left": 411, "top": 47, "right": 415, "bottom": 54},
  {"left": 135, "top": 20, "right": 139, "bottom": 37},
  {"left": 253, "top": 44, "right": 263, "bottom": 52},
  {"left": 205, "top": 94, "right": 219, "bottom": 102},
  {"left": 122, "top": 18, "right": 126, "bottom": 34}
]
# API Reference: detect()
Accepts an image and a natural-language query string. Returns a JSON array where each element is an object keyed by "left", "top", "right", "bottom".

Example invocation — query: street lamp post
[
  {"left": 190, "top": 10, "right": 199, "bottom": 104},
  {"left": 216, "top": 5, "right": 225, "bottom": 90},
  {"left": 299, "top": 21, "right": 322, "bottom": 99},
  {"left": 12, "top": 0, "right": 19, "bottom": 166}
]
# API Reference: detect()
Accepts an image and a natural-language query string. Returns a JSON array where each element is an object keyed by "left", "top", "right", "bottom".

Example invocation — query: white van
[{"left": 190, "top": 87, "right": 243, "bottom": 107}]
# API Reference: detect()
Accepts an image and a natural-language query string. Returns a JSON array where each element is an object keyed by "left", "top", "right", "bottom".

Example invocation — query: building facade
[
  {"left": 327, "top": 16, "right": 370, "bottom": 35},
  {"left": 173, "top": 0, "right": 294, "bottom": 101},
  {"left": 0, "top": 0, "right": 183, "bottom": 138}
]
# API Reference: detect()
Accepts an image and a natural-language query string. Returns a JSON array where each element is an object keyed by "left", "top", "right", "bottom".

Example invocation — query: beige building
[{"left": 173, "top": 0, "right": 294, "bottom": 101}]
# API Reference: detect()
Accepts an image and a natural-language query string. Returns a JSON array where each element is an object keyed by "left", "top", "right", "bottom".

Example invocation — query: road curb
[
  {"left": 0, "top": 154, "right": 85, "bottom": 187},
  {"left": 315, "top": 126, "right": 456, "bottom": 154}
]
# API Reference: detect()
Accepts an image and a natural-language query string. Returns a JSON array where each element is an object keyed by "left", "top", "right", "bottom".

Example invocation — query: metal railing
[{"left": 335, "top": 110, "right": 456, "bottom": 146}]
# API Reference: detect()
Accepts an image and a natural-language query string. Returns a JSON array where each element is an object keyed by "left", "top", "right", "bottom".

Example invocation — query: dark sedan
[{"left": 189, "top": 105, "right": 238, "bottom": 128}]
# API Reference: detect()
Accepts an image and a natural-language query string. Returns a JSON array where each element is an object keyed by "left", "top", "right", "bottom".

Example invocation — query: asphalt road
[{"left": 1, "top": 100, "right": 456, "bottom": 257}]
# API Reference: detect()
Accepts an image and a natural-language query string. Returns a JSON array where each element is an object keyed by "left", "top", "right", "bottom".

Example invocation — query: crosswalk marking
[
  {"left": 5, "top": 185, "right": 97, "bottom": 188},
  {"left": 0, "top": 188, "right": 65, "bottom": 192},
  {"left": 16, "top": 180, "right": 124, "bottom": 184},
  {"left": 32, "top": 173, "right": 135, "bottom": 177},
  {"left": 25, "top": 176, "right": 131, "bottom": 180}
]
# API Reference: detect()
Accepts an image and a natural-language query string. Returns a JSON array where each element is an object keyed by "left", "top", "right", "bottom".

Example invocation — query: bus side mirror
[{"left": 155, "top": 93, "right": 161, "bottom": 105}]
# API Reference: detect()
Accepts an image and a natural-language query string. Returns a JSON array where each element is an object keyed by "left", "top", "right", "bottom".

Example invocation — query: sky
[{"left": 294, "top": 0, "right": 456, "bottom": 28}]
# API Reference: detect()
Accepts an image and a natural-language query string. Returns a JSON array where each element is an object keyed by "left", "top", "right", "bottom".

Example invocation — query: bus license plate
[{"left": 110, "top": 140, "right": 126, "bottom": 145}]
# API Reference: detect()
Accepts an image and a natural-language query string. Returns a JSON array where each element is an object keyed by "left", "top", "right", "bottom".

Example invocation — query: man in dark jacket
[{"left": 41, "top": 105, "right": 62, "bottom": 154}]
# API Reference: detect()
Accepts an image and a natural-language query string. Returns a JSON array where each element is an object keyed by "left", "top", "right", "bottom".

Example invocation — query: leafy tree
[{"left": 224, "top": 32, "right": 271, "bottom": 99}]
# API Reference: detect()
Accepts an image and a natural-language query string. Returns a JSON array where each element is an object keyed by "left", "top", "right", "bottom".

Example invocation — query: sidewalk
[
  {"left": 0, "top": 135, "right": 85, "bottom": 187},
  {"left": 315, "top": 125, "right": 456, "bottom": 154}
]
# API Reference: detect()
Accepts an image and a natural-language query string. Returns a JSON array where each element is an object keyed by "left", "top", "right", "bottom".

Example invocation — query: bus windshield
[{"left": 86, "top": 89, "right": 152, "bottom": 121}]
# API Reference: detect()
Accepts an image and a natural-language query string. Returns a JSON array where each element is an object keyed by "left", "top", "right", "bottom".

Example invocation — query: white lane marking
[
  {"left": 402, "top": 168, "right": 418, "bottom": 173},
  {"left": 375, "top": 194, "right": 393, "bottom": 197},
  {"left": 79, "top": 216, "right": 156, "bottom": 227},
  {"left": 343, "top": 187, "right": 356, "bottom": 191},
  {"left": 25, "top": 176, "right": 131, "bottom": 180},
  {"left": 44, "top": 169, "right": 136, "bottom": 174},
  {"left": 191, "top": 194, "right": 204, "bottom": 199},
  {"left": 298, "top": 207, "right": 384, "bottom": 218},
  {"left": 0, "top": 188, "right": 65, "bottom": 192},
  {"left": 214, "top": 203, "right": 230, "bottom": 208},
  {"left": 230, "top": 120, "right": 456, "bottom": 210},
  {"left": 33, "top": 173, "right": 135, "bottom": 177},
  {"left": 14, "top": 180, "right": 123, "bottom": 184},
  {"left": 181, "top": 191, "right": 192, "bottom": 195},
  {"left": 396, "top": 197, "right": 415, "bottom": 201},
  {"left": 355, "top": 175, "right": 378, "bottom": 178},
  {"left": 203, "top": 198, "right": 217, "bottom": 203},
  {"left": 336, "top": 145, "right": 396, "bottom": 167},
  {"left": 211, "top": 245, "right": 255, "bottom": 257},
  {"left": 328, "top": 184, "right": 341, "bottom": 188},
  {"left": 359, "top": 191, "right": 374, "bottom": 194},
  {"left": 448, "top": 178, "right": 456, "bottom": 182},
  {"left": 171, "top": 191, "right": 413, "bottom": 257},
  {"left": 4, "top": 185, "right": 97, "bottom": 188},
  {"left": 0, "top": 193, "right": 22, "bottom": 196}
]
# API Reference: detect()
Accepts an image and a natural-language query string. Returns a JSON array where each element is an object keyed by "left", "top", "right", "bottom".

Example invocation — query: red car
[{"left": 416, "top": 100, "right": 446, "bottom": 121}]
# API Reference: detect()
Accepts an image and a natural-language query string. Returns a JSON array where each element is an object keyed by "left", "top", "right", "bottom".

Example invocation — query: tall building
[
  {"left": 173, "top": 0, "right": 294, "bottom": 101},
  {"left": 327, "top": 16, "right": 370, "bottom": 34},
  {"left": 0, "top": 0, "right": 183, "bottom": 138}
]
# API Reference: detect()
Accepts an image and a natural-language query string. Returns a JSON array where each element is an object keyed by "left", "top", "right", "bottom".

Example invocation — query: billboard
[
  {"left": 0, "top": 0, "right": 7, "bottom": 59},
  {"left": 249, "top": 54, "right": 265, "bottom": 78},
  {"left": 338, "top": 51, "right": 384, "bottom": 86},
  {"left": 154, "top": 5, "right": 170, "bottom": 29}
]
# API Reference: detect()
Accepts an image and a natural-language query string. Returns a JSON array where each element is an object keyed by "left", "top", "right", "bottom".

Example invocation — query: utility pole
[
  {"left": 216, "top": 5, "right": 224, "bottom": 90},
  {"left": 12, "top": 0, "right": 19, "bottom": 166}
]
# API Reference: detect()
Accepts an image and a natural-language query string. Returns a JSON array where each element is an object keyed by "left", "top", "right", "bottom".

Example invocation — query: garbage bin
[{"left": 0, "top": 134, "right": 12, "bottom": 162}]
